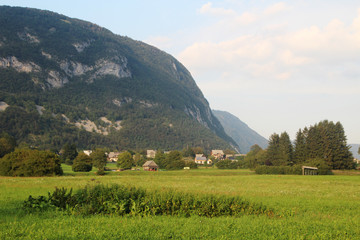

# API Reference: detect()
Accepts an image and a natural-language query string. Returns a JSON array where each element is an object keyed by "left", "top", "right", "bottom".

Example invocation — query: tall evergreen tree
[
  {"left": 293, "top": 128, "right": 307, "bottom": 164},
  {"left": 330, "top": 122, "right": 354, "bottom": 169},
  {"left": 266, "top": 133, "right": 283, "bottom": 166},
  {"left": 279, "top": 132, "right": 293, "bottom": 165}
]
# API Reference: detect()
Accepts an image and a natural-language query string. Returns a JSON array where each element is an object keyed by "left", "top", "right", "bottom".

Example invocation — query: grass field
[{"left": 1, "top": 166, "right": 360, "bottom": 239}]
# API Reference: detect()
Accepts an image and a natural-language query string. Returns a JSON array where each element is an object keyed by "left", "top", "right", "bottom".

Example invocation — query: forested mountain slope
[
  {"left": 0, "top": 6, "right": 237, "bottom": 151},
  {"left": 212, "top": 110, "right": 268, "bottom": 153}
]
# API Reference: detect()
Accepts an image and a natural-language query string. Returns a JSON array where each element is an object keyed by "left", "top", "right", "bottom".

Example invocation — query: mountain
[
  {"left": 212, "top": 110, "right": 268, "bottom": 153},
  {"left": 350, "top": 144, "right": 360, "bottom": 159},
  {"left": 0, "top": 6, "right": 237, "bottom": 151}
]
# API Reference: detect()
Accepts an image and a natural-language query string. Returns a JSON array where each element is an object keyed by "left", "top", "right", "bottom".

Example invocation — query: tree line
[{"left": 246, "top": 120, "right": 355, "bottom": 170}]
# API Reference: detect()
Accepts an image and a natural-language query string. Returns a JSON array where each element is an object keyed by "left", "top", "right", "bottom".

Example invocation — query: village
[{"left": 81, "top": 149, "right": 246, "bottom": 171}]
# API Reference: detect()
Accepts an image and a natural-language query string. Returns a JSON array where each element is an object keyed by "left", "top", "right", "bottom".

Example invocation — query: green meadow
[{"left": 1, "top": 167, "right": 360, "bottom": 239}]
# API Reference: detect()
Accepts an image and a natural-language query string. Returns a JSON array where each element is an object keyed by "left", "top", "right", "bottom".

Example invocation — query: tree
[
  {"left": 0, "top": 149, "right": 63, "bottom": 177},
  {"left": 266, "top": 133, "right": 282, "bottom": 166},
  {"left": 216, "top": 159, "right": 240, "bottom": 169},
  {"left": 164, "top": 150, "right": 185, "bottom": 170},
  {"left": 279, "top": 132, "right": 293, "bottom": 165},
  {"left": 293, "top": 128, "right": 307, "bottom": 164},
  {"left": 223, "top": 149, "right": 236, "bottom": 155},
  {"left": 305, "top": 120, "right": 354, "bottom": 169},
  {"left": 72, "top": 152, "right": 92, "bottom": 172},
  {"left": 154, "top": 150, "right": 166, "bottom": 168},
  {"left": 245, "top": 144, "right": 265, "bottom": 169},
  {"left": 133, "top": 152, "right": 146, "bottom": 167},
  {"left": 117, "top": 151, "right": 133, "bottom": 170},
  {"left": 90, "top": 149, "right": 107, "bottom": 174},
  {"left": 62, "top": 143, "right": 78, "bottom": 165},
  {"left": 0, "top": 132, "right": 16, "bottom": 158}
]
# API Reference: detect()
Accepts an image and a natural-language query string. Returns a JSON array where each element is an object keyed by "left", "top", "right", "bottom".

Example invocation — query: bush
[
  {"left": 72, "top": 153, "right": 92, "bottom": 172},
  {"left": 0, "top": 148, "right": 63, "bottom": 176},
  {"left": 216, "top": 159, "right": 240, "bottom": 169},
  {"left": 23, "top": 184, "right": 275, "bottom": 218},
  {"left": 185, "top": 161, "right": 198, "bottom": 169},
  {"left": 255, "top": 165, "right": 302, "bottom": 175}
]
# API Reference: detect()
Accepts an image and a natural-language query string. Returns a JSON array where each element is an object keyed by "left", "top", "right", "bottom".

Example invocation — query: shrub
[
  {"left": 0, "top": 148, "right": 63, "bottom": 176},
  {"left": 72, "top": 152, "right": 92, "bottom": 172},
  {"left": 216, "top": 159, "right": 240, "bottom": 169},
  {"left": 185, "top": 161, "right": 198, "bottom": 169},
  {"left": 23, "top": 184, "right": 275, "bottom": 218}
]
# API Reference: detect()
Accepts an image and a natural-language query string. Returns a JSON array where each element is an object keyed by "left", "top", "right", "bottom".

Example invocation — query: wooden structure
[
  {"left": 142, "top": 160, "right": 159, "bottom": 171},
  {"left": 302, "top": 166, "right": 318, "bottom": 175}
]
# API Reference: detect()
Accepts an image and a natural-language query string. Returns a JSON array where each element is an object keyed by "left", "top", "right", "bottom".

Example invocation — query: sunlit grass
[{"left": 1, "top": 167, "right": 360, "bottom": 239}]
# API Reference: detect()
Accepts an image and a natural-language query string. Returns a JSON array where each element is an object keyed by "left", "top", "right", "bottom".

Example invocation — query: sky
[{"left": 1, "top": 0, "right": 360, "bottom": 143}]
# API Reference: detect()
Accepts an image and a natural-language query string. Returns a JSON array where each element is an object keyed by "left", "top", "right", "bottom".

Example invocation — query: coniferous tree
[
  {"left": 330, "top": 122, "right": 354, "bottom": 169},
  {"left": 279, "top": 132, "right": 293, "bottom": 165},
  {"left": 293, "top": 128, "right": 307, "bottom": 164},
  {"left": 266, "top": 133, "right": 282, "bottom": 166}
]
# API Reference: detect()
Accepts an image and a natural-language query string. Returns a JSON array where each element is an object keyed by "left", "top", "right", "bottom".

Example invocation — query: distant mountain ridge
[
  {"left": 0, "top": 6, "right": 237, "bottom": 151},
  {"left": 212, "top": 110, "right": 268, "bottom": 153}
]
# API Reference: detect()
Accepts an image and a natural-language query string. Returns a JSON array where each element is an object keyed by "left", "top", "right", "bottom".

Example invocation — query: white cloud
[
  {"left": 263, "top": 2, "right": 290, "bottom": 16},
  {"left": 199, "top": 2, "right": 236, "bottom": 17},
  {"left": 179, "top": 6, "right": 360, "bottom": 89}
]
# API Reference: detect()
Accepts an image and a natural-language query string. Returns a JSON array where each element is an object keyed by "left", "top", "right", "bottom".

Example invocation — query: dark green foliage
[
  {"left": 62, "top": 143, "right": 78, "bottom": 165},
  {"left": 266, "top": 133, "right": 283, "bottom": 166},
  {"left": 117, "top": 151, "right": 133, "bottom": 169},
  {"left": 255, "top": 165, "right": 302, "bottom": 175},
  {"left": 216, "top": 159, "right": 241, "bottom": 169},
  {"left": 91, "top": 149, "right": 107, "bottom": 174},
  {"left": 0, "top": 132, "right": 16, "bottom": 158},
  {"left": 72, "top": 152, "right": 92, "bottom": 172},
  {"left": 0, "top": 148, "right": 63, "bottom": 176},
  {"left": 245, "top": 144, "right": 267, "bottom": 169},
  {"left": 23, "top": 184, "right": 275, "bottom": 218},
  {"left": 185, "top": 161, "right": 198, "bottom": 169},
  {"left": 293, "top": 128, "right": 307, "bottom": 164},
  {"left": 303, "top": 158, "right": 333, "bottom": 175},
  {"left": 262, "top": 120, "right": 354, "bottom": 170},
  {"left": 154, "top": 150, "right": 166, "bottom": 168},
  {"left": 164, "top": 150, "right": 185, "bottom": 170},
  {"left": 295, "top": 120, "right": 354, "bottom": 170},
  {"left": 23, "top": 187, "right": 74, "bottom": 212},
  {"left": 279, "top": 132, "right": 293, "bottom": 164}
]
